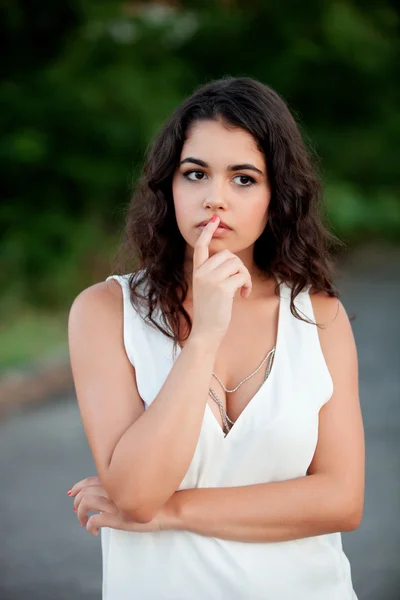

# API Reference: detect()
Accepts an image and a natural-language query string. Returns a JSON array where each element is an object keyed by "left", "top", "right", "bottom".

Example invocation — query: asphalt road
[{"left": 1, "top": 247, "right": 399, "bottom": 600}]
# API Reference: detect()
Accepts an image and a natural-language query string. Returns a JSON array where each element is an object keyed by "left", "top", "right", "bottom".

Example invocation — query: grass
[{"left": 0, "top": 308, "right": 69, "bottom": 373}]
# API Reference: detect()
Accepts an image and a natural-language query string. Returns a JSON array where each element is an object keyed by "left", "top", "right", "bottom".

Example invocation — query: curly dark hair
[{"left": 113, "top": 76, "right": 343, "bottom": 355}]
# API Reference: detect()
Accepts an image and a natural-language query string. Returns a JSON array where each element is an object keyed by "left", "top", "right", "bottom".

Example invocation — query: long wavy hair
[{"left": 113, "top": 76, "right": 343, "bottom": 354}]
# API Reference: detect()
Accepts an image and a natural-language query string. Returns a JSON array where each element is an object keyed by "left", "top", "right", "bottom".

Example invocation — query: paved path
[{"left": 1, "top": 248, "right": 399, "bottom": 600}]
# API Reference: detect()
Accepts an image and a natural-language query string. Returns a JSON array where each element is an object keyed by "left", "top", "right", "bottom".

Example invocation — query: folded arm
[
  {"left": 167, "top": 295, "right": 365, "bottom": 542},
  {"left": 68, "top": 280, "right": 220, "bottom": 523}
]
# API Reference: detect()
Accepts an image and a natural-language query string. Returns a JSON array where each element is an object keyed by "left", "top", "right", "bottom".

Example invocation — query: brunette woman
[{"left": 68, "top": 77, "right": 364, "bottom": 600}]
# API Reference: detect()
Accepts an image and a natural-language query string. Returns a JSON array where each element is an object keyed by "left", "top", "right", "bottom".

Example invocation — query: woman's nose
[{"left": 203, "top": 185, "right": 228, "bottom": 210}]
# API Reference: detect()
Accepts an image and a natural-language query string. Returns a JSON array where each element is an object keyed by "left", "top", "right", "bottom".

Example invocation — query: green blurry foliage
[{"left": 1, "top": 0, "right": 399, "bottom": 314}]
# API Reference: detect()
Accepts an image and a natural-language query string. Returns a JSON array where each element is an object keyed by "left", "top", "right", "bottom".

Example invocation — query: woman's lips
[
  {"left": 197, "top": 223, "right": 232, "bottom": 236},
  {"left": 197, "top": 220, "right": 232, "bottom": 230}
]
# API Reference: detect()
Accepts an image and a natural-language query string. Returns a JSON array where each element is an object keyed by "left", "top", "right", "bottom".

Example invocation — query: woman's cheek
[
  {"left": 173, "top": 205, "right": 194, "bottom": 245},
  {"left": 173, "top": 186, "right": 198, "bottom": 229}
]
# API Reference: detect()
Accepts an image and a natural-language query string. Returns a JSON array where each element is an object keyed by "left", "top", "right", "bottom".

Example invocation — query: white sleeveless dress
[{"left": 102, "top": 272, "right": 357, "bottom": 600}]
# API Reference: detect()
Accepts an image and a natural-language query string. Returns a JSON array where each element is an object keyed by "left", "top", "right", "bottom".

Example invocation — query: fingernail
[
  {"left": 67, "top": 490, "right": 72, "bottom": 496},
  {"left": 211, "top": 215, "right": 218, "bottom": 223},
  {"left": 73, "top": 507, "right": 76, "bottom": 512}
]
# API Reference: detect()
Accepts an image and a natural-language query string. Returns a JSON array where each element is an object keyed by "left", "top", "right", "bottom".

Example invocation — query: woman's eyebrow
[{"left": 180, "top": 157, "right": 264, "bottom": 175}]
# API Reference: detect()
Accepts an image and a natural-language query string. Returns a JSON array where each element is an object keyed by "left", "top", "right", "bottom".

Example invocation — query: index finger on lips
[{"left": 193, "top": 216, "right": 220, "bottom": 271}]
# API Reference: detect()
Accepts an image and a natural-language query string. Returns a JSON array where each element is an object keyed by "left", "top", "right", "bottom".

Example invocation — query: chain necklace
[{"left": 208, "top": 347, "right": 275, "bottom": 436}]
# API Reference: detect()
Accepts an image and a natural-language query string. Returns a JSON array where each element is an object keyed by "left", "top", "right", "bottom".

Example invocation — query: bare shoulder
[
  {"left": 309, "top": 289, "right": 342, "bottom": 328},
  {"left": 309, "top": 289, "right": 355, "bottom": 357},
  {"left": 69, "top": 278, "right": 123, "bottom": 323},
  {"left": 68, "top": 278, "right": 145, "bottom": 481},
  {"left": 68, "top": 278, "right": 127, "bottom": 372},
  {"left": 68, "top": 278, "right": 127, "bottom": 382}
]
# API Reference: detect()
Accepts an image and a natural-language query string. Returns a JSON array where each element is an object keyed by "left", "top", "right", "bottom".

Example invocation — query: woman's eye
[
  {"left": 184, "top": 170, "right": 206, "bottom": 181},
  {"left": 233, "top": 175, "right": 256, "bottom": 187},
  {"left": 183, "top": 171, "right": 255, "bottom": 186}
]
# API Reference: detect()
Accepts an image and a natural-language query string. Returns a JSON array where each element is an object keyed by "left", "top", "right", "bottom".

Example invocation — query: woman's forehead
[{"left": 181, "top": 119, "right": 264, "bottom": 167}]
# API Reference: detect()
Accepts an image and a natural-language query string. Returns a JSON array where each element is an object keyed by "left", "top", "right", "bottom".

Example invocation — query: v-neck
[
  {"left": 206, "top": 277, "right": 284, "bottom": 440},
  {"left": 158, "top": 276, "right": 285, "bottom": 441}
]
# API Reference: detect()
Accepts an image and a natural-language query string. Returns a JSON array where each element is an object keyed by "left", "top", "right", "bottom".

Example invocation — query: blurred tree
[{"left": 1, "top": 0, "right": 399, "bottom": 311}]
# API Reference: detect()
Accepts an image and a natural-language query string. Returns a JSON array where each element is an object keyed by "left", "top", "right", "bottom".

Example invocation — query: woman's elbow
[
  {"left": 340, "top": 499, "right": 364, "bottom": 532},
  {"left": 116, "top": 499, "right": 157, "bottom": 524},
  {"left": 101, "top": 469, "right": 153, "bottom": 523},
  {"left": 103, "top": 470, "right": 167, "bottom": 524}
]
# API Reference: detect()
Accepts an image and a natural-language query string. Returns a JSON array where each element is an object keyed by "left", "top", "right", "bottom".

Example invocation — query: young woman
[{"left": 68, "top": 77, "right": 364, "bottom": 599}]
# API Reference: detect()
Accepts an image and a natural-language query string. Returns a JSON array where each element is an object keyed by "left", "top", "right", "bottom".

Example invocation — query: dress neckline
[{"left": 158, "top": 275, "right": 285, "bottom": 441}]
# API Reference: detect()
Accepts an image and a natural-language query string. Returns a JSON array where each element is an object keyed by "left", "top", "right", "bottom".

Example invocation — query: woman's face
[{"left": 172, "top": 119, "right": 271, "bottom": 263}]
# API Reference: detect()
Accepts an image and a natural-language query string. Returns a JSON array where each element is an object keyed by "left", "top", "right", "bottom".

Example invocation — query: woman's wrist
[
  {"left": 186, "top": 331, "right": 221, "bottom": 357},
  {"left": 161, "top": 491, "right": 186, "bottom": 532}
]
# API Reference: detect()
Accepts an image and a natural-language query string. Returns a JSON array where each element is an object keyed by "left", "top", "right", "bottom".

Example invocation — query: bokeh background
[{"left": 1, "top": 1, "right": 399, "bottom": 599}]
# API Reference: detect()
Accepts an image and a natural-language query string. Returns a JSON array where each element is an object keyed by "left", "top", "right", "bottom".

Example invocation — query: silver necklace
[{"left": 209, "top": 347, "right": 275, "bottom": 436}]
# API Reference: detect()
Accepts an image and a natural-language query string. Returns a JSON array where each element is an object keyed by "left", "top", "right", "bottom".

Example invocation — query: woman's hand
[
  {"left": 191, "top": 216, "right": 252, "bottom": 345},
  {"left": 68, "top": 476, "right": 179, "bottom": 536},
  {"left": 68, "top": 475, "right": 125, "bottom": 536}
]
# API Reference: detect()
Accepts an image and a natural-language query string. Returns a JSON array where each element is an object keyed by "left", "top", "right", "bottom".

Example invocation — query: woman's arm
[
  {"left": 168, "top": 474, "right": 361, "bottom": 543},
  {"left": 69, "top": 219, "right": 255, "bottom": 524},
  {"left": 68, "top": 280, "right": 219, "bottom": 524},
  {"left": 166, "top": 295, "right": 365, "bottom": 542}
]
